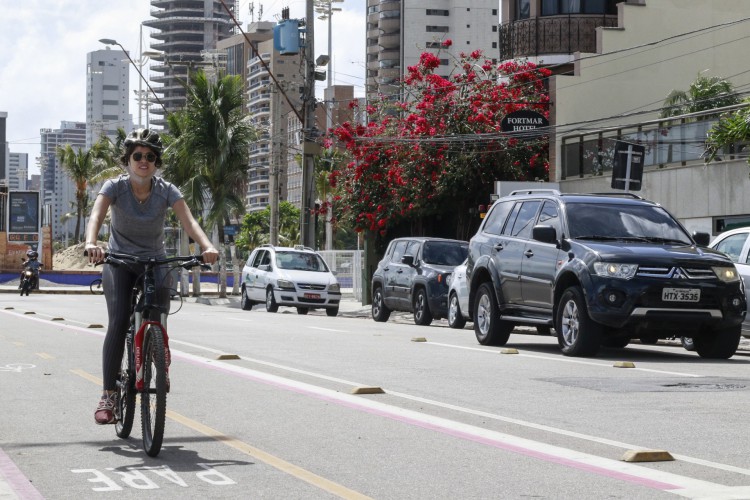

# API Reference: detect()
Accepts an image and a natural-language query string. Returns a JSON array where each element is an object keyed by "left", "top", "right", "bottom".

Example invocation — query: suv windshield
[
  {"left": 567, "top": 203, "right": 692, "bottom": 244},
  {"left": 275, "top": 251, "right": 329, "bottom": 272},
  {"left": 422, "top": 241, "right": 469, "bottom": 266}
]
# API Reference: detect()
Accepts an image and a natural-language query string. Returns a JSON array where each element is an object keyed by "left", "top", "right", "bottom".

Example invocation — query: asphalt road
[{"left": 3, "top": 294, "right": 750, "bottom": 499}]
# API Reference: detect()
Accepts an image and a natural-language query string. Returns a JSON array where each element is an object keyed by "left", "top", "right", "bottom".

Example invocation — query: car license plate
[
  {"left": 304, "top": 293, "right": 320, "bottom": 299},
  {"left": 662, "top": 288, "right": 700, "bottom": 302}
]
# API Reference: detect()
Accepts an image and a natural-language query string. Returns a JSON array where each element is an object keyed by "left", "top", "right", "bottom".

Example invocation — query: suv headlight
[
  {"left": 712, "top": 266, "right": 740, "bottom": 283},
  {"left": 593, "top": 262, "right": 638, "bottom": 279},
  {"left": 328, "top": 283, "right": 340, "bottom": 292},
  {"left": 277, "top": 279, "right": 295, "bottom": 290}
]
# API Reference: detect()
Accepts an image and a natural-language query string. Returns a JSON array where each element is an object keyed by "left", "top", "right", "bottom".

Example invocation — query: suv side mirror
[
  {"left": 692, "top": 231, "right": 710, "bottom": 246},
  {"left": 532, "top": 225, "right": 558, "bottom": 245},
  {"left": 402, "top": 255, "right": 415, "bottom": 267}
]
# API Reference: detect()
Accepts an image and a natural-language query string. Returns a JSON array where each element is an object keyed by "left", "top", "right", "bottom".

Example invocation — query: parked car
[
  {"left": 240, "top": 244, "right": 341, "bottom": 316},
  {"left": 709, "top": 226, "right": 750, "bottom": 339},
  {"left": 371, "top": 237, "right": 469, "bottom": 326},
  {"left": 467, "top": 189, "right": 747, "bottom": 358},
  {"left": 447, "top": 259, "right": 470, "bottom": 329}
]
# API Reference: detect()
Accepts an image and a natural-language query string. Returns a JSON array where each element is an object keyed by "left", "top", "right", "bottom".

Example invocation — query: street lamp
[
  {"left": 314, "top": 0, "right": 344, "bottom": 89},
  {"left": 99, "top": 38, "right": 168, "bottom": 118}
]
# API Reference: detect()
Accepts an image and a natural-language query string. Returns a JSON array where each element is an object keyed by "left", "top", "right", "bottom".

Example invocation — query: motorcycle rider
[{"left": 19, "top": 250, "right": 41, "bottom": 289}]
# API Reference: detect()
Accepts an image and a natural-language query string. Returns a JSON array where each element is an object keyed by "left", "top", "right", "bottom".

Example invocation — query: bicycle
[
  {"left": 90, "top": 251, "right": 208, "bottom": 457},
  {"left": 89, "top": 277, "right": 103, "bottom": 295}
]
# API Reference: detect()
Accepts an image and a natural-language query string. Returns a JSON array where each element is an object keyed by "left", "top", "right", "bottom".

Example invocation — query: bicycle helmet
[
  {"left": 26, "top": 250, "right": 38, "bottom": 259},
  {"left": 124, "top": 128, "right": 162, "bottom": 152}
]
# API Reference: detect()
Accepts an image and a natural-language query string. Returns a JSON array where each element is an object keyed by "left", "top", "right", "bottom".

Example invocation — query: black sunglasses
[{"left": 132, "top": 152, "right": 157, "bottom": 162}]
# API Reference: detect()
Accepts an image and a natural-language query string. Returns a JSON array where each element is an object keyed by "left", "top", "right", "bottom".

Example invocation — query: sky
[{"left": 0, "top": 0, "right": 366, "bottom": 174}]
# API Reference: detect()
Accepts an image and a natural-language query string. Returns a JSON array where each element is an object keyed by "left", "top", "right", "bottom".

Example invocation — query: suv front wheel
[
  {"left": 413, "top": 288, "right": 433, "bottom": 326},
  {"left": 694, "top": 325, "right": 741, "bottom": 359},
  {"left": 473, "top": 282, "right": 514, "bottom": 346},
  {"left": 556, "top": 286, "right": 601, "bottom": 357}
]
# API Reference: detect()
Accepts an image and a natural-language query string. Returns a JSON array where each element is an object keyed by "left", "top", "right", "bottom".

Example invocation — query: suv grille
[{"left": 636, "top": 266, "right": 715, "bottom": 280}]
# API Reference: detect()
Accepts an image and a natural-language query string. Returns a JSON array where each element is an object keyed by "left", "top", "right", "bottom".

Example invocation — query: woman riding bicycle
[{"left": 85, "top": 128, "right": 218, "bottom": 425}]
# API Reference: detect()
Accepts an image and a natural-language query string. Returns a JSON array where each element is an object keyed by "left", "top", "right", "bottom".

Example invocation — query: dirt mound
[{"left": 53, "top": 241, "right": 108, "bottom": 270}]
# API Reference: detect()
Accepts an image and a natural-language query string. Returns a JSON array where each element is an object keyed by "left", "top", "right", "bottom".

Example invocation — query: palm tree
[
  {"left": 56, "top": 137, "right": 113, "bottom": 242},
  {"left": 705, "top": 98, "right": 750, "bottom": 164},
  {"left": 167, "top": 71, "right": 257, "bottom": 297},
  {"left": 659, "top": 73, "right": 740, "bottom": 119}
]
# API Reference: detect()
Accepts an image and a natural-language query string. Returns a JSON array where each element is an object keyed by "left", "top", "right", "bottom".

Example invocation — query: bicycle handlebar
[{"left": 84, "top": 251, "right": 210, "bottom": 271}]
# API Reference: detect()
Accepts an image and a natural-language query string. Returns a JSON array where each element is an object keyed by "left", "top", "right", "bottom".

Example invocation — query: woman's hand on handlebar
[
  {"left": 85, "top": 243, "right": 105, "bottom": 264},
  {"left": 202, "top": 247, "right": 219, "bottom": 265}
]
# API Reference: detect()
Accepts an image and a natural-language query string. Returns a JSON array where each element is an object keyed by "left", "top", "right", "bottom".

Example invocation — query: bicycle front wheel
[
  {"left": 140, "top": 324, "right": 168, "bottom": 457},
  {"left": 115, "top": 333, "right": 136, "bottom": 438}
]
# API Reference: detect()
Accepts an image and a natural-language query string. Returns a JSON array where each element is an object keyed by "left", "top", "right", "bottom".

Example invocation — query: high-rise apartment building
[
  {"left": 246, "top": 37, "right": 303, "bottom": 211},
  {"left": 40, "top": 122, "right": 86, "bottom": 241},
  {"left": 365, "top": 1, "right": 499, "bottom": 100},
  {"left": 86, "top": 48, "right": 132, "bottom": 148},
  {"left": 8, "top": 153, "right": 28, "bottom": 191},
  {"left": 144, "top": 0, "right": 237, "bottom": 126}
]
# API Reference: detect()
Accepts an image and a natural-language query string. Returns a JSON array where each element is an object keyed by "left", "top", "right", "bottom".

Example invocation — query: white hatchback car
[{"left": 240, "top": 245, "right": 341, "bottom": 316}]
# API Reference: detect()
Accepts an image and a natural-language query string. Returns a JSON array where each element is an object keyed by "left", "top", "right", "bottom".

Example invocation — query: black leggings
[{"left": 101, "top": 262, "right": 174, "bottom": 391}]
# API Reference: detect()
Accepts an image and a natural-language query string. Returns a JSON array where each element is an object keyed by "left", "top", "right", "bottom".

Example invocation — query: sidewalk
[{"left": 0, "top": 280, "right": 373, "bottom": 318}]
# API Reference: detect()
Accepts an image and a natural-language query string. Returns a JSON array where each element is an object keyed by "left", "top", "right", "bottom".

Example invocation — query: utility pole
[{"left": 301, "top": 0, "right": 318, "bottom": 248}]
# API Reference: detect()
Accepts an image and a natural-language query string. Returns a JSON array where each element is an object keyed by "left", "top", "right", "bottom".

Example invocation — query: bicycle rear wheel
[
  {"left": 115, "top": 333, "right": 136, "bottom": 438},
  {"left": 141, "top": 324, "right": 167, "bottom": 457}
]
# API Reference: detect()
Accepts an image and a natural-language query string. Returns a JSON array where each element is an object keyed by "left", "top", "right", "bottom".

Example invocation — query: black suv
[
  {"left": 372, "top": 237, "right": 469, "bottom": 326},
  {"left": 467, "top": 190, "right": 746, "bottom": 358}
]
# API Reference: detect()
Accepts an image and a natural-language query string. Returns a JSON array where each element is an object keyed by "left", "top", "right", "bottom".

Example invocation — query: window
[
  {"left": 426, "top": 9, "right": 449, "bottom": 16},
  {"left": 542, "top": 0, "right": 618, "bottom": 16},
  {"left": 516, "top": 0, "right": 530, "bottom": 19},
  {"left": 509, "top": 201, "right": 541, "bottom": 239},
  {"left": 538, "top": 201, "right": 562, "bottom": 240},
  {"left": 492, "top": 42, "right": 497, "bottom": 48},
  {"left": 426, "top": 42, "right": 441, "bottom": 48},
  {"left": 426, "top": 26, "right": 449, "bottom": 33},
  {"left": 391, "top": 240, "right": 408, "bottom": 263},
  {"left": 714, "top": 233, "right": 749, "bottom": 263},
  {"left": 492, "top": 9, "right": 498, "bottom": 15},
  {"left": 483, "top": 201, "right": 514, "bottom": 235},
  {"left": 492, "top": 26, "right": 498, "bottom": 32}
]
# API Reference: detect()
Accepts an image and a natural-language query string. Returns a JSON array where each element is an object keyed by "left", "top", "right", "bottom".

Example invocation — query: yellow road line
[
  {"left": 70, "top": 369, "right": 371, "bottom": 500},
  {"left": 36, "top": 352, "right": 54, "bottom": 359}
]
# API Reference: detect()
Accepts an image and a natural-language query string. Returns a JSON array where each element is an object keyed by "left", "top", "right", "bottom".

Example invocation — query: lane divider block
[
  {"left": 351, "top": 386, "right": 385, "bottom": 395},
  {"left": 24, "top": 311, "right": 36, "bottom": 315},
  {"left": 500, "top": 348, "right": 519, "bottom": 354},
  {"left": 216, "top": 354, "right": 241, "bottom": 360},
  {"left": 411, "top": 337, "right": 427, "bottom": 342},
  {"left": 621, "top": 449, "right": 674, "bottom": 462},
  {"left": 87, "top": 324, "right": 104, "bottom": 328},
  {"left": 51, "top": 317, "right": 64, "bottom": 321},
  {"left": 614, "top": 361, "right": 636, "bottom": 368}
]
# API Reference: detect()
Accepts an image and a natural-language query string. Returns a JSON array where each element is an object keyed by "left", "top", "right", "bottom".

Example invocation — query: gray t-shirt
[{"left": 100, "top": 175, "right": 183, "bottom": 257}]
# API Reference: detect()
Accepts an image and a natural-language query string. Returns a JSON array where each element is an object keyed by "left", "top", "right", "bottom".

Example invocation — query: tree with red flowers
[{"left": 328, "top": 44, "right": 551, "bottom": 240}]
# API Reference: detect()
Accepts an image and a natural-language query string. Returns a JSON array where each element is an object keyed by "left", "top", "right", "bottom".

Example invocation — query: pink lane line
[
  {"left": 0, "top": 447, "right": 44, "bottom": 499},
  {"left": 180, "top": 355, "right": 682, "bottom": 493}
]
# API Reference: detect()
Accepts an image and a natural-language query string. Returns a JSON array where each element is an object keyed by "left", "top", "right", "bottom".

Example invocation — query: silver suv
[{"left": 240, "top": 244, "right": 341, "bottom": 316}]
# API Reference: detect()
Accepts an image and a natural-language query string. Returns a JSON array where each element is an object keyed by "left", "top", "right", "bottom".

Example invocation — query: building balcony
[
  {"left": 378, "top": 32, "right": 400, "bottom": 49},
  {"left": 378, "top": 17, "right": 400, "bottom": 32},
  {"left": 560, "top": 105, "right": 747, "bottom": 180},
  {"left": 499, "top": 15, "right": 618, "bottom": 61}
]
